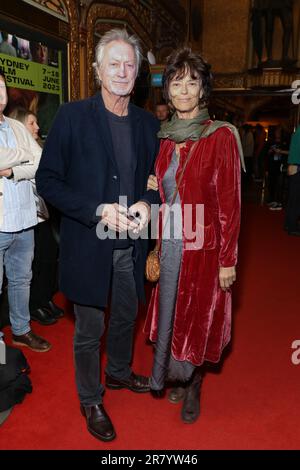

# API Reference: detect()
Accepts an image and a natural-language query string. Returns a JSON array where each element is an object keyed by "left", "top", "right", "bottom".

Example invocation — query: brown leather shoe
[
  {"left": 12, "top": 330, "right": 51, "bottom": 352},
  {"left": 106, "top": 372, "right": 150, "bottom": 393},
  {"left": 80, "top": 404, "right": 116, "bottom": 442},
  {"left": 168, "top": 386, "right": 186, "bottom": 404}
]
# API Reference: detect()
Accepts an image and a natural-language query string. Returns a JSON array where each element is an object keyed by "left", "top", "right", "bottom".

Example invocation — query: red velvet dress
[{"left": 145, "top": 125, "right": 241, "bottom": 367}]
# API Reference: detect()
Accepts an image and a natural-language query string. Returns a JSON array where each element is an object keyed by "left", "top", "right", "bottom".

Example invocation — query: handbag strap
[{"left": 154, "top": 123, "right": 210, "bottom": 252}]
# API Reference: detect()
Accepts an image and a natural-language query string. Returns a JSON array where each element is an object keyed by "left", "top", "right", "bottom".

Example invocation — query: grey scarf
[{"left": 158, "top": 108, "right": 245, "bottom": 171}]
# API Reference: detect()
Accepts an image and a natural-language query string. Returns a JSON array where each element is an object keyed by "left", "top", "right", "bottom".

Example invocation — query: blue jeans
[{"left": 0, "top": 228, "right": 34, "bottom": 335}]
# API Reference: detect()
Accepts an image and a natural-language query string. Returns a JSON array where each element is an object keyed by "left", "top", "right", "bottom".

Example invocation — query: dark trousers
[
  {"left": 285, "top": 172, "right": 300, "bottom": 232},
  {"left": 29, "top": 220, "right": 58, "bottom": 311},
  {"left": 244, "top": 157, "right": 253, "bottom": 180},
  {"left": 268, "top": 161, "right": 283, "bottom": 203},
  {"left": 73, "top": 247, "right": 138, "bottom": 406}
]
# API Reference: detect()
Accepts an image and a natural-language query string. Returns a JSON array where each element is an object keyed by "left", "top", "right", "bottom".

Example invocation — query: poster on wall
[{"left": 0, "top": 31, "right": 64, "bottom": 139}]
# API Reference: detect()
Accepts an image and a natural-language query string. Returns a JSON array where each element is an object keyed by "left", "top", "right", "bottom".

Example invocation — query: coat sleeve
[
  {"left": 36, "top": 105, "right": 100, "bottom": 227},
  {"left": 12, "top": 134, "right": 42, "bottom": 181},
  {"left": 0, "top": 146, "right": 36, "bottom": 170},
  {"left": 288, "top": 127, "right": 300, "bottom": 164},
  {"left": 140, "top": 188, "right": 161, "bottom": 207},
  {"left": 215, "top": 128, "right": 241, "bottom": 267}
]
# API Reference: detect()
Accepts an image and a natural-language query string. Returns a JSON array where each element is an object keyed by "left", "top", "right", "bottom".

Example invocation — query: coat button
[{"left": 112, "top": 175, "right": 118, "bottom": 180}]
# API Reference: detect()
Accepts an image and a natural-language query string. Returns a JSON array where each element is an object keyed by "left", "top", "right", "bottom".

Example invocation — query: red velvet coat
[{"left": 145, "top": 125, "right": 241, "bottom": 366}]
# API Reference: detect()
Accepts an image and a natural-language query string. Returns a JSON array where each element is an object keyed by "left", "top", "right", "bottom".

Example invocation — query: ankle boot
[{"left": 181, "top": 369, "right": 202, "bottom": 424}]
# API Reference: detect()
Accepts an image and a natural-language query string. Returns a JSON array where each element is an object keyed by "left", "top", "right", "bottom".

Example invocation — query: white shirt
[{"left": 0, "top": 118, "right": 38, "bottom": 232}]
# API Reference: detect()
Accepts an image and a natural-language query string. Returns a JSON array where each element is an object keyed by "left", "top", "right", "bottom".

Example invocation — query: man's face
[
  {"left": 97, "top": 40, "right": 137, "bottom": 98},
  {"left": 155, "top": 105, "right": 169, "bottom": 122},
  {"left": 0, "top": 77, "right": 8, "bottom": 115}
]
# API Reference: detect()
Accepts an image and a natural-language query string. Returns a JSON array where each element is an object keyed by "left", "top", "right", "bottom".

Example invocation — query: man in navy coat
[{"left": 36, "top": 29, "right": 160, "bottom": 442}]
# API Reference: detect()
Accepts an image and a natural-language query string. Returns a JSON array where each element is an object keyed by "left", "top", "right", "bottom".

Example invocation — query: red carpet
[{"left": 0, "top": 204, "right": 300, "bottom": 450}]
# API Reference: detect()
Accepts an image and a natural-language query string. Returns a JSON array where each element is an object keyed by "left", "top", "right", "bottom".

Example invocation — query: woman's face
[
  {"left": 168, "top": 69, "right": 203, "bottom": 117},
  {"left": 25, "top": 114, "right": 39, "bottom": 140}
]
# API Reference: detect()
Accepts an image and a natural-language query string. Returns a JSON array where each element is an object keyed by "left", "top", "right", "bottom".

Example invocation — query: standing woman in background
[
  {"left": 10, "top": 108, "right": 64, "bottom": 325},
  {"left": 145, "top": 48, "right": 243, "bottom": 424}
]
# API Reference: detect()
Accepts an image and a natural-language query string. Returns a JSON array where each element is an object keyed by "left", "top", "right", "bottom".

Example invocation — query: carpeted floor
[{"left": 0, "top": 204, "right": 299, "bottom": 450}]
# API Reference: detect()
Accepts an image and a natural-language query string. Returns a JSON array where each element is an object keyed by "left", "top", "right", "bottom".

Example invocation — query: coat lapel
[
  {"left": 129, "top": 104, "right": 143, "bottom": 195},
  {"left": 130, "top": 104, "right": 141, "bottom": 161},
  {"left": 90, "top": 93, "right": 118, "bottom": 171}
]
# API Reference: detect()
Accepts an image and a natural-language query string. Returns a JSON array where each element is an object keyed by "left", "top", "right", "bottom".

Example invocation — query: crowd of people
[
  {"left": 0, "top": 26, "right": 299, "bottom": 440},
  {"left": 239, "top": 121, "right": 300, "bottom": 235}
]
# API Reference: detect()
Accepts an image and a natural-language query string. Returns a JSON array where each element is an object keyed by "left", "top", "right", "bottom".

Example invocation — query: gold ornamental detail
[
  {"left": 246, "top": 69, "right": 300, "bottom": 88},
  {"left": 214, "top": 70, "right": 300, "bottom": 90},
  {"left": 64, "top": 0, "right": 80, "bottom": 101}
]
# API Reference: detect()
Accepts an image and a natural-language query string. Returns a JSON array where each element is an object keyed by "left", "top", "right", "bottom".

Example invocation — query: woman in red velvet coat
[{"left": 145, "top": 48, "right": 243, "bottom": 424}]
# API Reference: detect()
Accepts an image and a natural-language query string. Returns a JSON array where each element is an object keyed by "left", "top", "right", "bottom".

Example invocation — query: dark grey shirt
[{"left": 106, "top": 109, "right": 136, "bottom": 248}]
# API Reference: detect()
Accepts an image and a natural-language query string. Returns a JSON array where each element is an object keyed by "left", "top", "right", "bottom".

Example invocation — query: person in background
[
  {"left": 145, "top": 48, "right": 242, "bottom": 424},
  {"left": 11, "top": 35, "right": 20, "bottom": 57},
  {"left": 253, "top": 124, "right": 266, "bottom": 181},
  {"left": 9, "top": 107, "right": 64, "bottom": 325},
  {"left": 147, "top": 102, "right": 171, "bottom": 192},
  {"left": 36, "top": 29, "right": 160, "bottom": 442},
  {"left": 266, "top": 126, "right": 288, "bottom": 210},
  {"left": 155, "top": 102, "right": 170, "bottom": 125},
  {"left": 0, "top": 70, "right": 50, "bottom": 352},
  {"left": 240, "top": 124, "right": 254, "bottom": 182},
  {"left": 0, "top": 32, "right": 17, "bottom": 57}
]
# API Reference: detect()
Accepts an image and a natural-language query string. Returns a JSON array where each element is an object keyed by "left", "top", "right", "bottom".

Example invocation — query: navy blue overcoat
[{"left": 36, "top": 93, "right": 160, "bottom": 306}]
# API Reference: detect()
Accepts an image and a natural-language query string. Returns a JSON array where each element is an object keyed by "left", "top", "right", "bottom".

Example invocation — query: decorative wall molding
[
  {"left": 214, "top": 69, "right": 300, "bottom": 90},
  {"left": 246, "top": 68, "right": 300, "bottom": 89},
  {"left": 153, "top": 3, "right": 185, "bottom": 52},
  {"left": 64, "top": 0, "right": 80, "bottom": 100},
  {"left": 22, "top": 0, "right": 69, "bottom": 22},
  {"left": 214, "top": 73, "right": 247, "bottom": 91}
]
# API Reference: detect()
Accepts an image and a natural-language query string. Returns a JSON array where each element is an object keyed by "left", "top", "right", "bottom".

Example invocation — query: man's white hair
[{"left": 93, "top": 28, "right": 143, "bottom": 84}]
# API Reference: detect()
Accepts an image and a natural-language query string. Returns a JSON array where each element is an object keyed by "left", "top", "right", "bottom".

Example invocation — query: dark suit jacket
[{"left": 36, "top": 93, "right": 160, "bottom": 306}]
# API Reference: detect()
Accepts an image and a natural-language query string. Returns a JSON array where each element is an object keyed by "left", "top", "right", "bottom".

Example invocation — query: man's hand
[
  {"left": 219, "top": 266, "right": 236, "bottom": 291},
  {"left": 100, "top": 203, "right": 130, "bottom": 232},
  {"left": 128, "top": 201, "right": 150, "bottom": 233},
  {"left": 0, "top": 168, "right": 13, "bottom": 178},
  {"left": 147, "top": 174, "right": 158, "bottom": 191}
]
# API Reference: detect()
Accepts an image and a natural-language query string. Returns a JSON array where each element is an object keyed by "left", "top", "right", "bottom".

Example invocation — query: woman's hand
[
  {"left": 219, "top": 266, "right": 236, "bottom": 291},
  {"left": 147, "top": 174, "right": 158, "bottom": 191}
]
